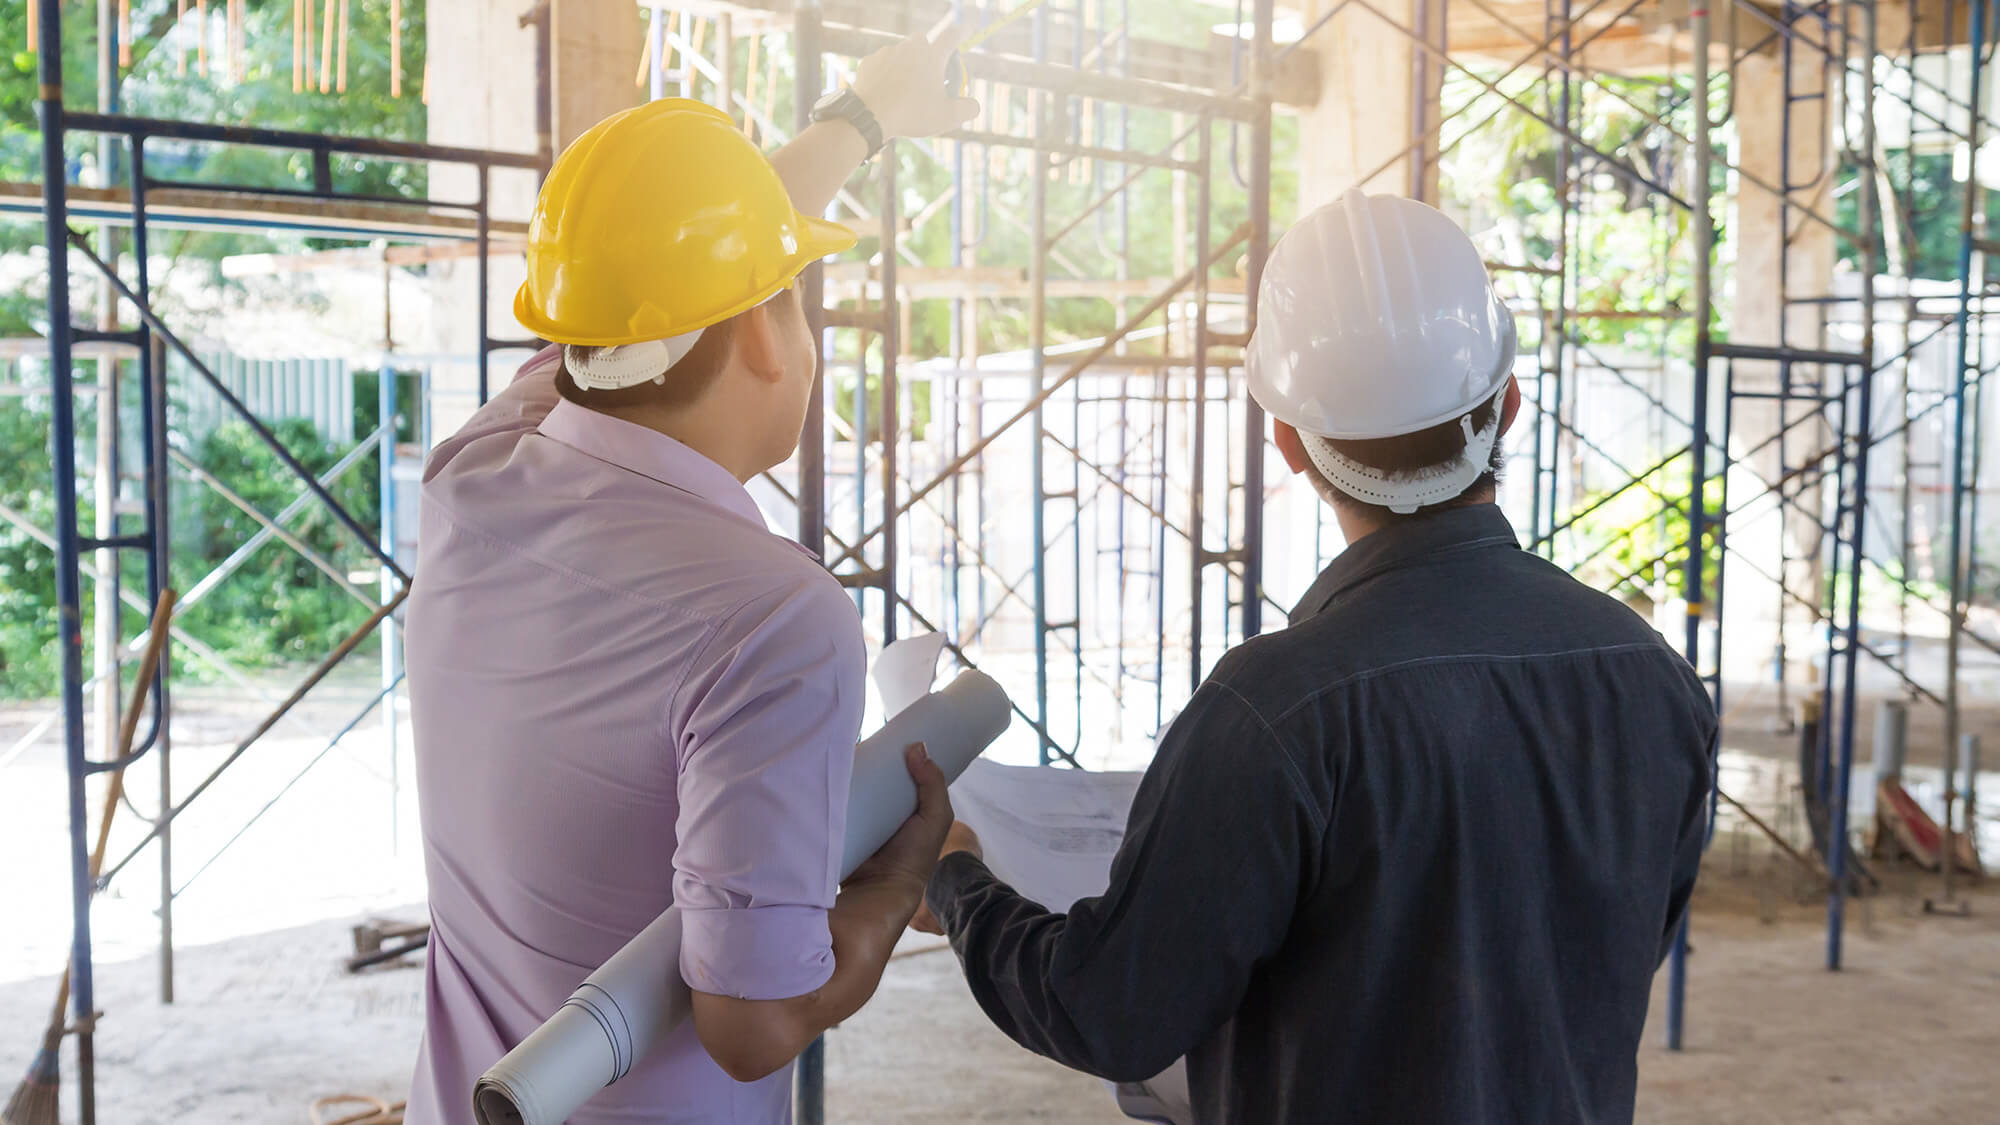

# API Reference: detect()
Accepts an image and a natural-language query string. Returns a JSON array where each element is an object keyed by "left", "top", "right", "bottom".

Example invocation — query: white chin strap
[
  {"left": 564, "top": 329, "right": 706, "bottom": 392},
  {"left": 1302, "top": 412, "right": 1501, "bottom": 515}
]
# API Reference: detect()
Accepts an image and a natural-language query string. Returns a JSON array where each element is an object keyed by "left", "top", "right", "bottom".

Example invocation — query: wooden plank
[
  {"left": 0, "top": 180, "right": 531, "bottom": 242},
  {"left": 824, "top": 267, "right": 1247, "bottom": 301}
]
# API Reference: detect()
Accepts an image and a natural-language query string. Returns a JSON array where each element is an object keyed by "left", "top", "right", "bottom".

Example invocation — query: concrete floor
[
  {"left": 6, "top": 664, "right": 2000, "bottom": 1123},
  {"left": 2, "top": 871, "right": 1997, "bottom": 1123}
]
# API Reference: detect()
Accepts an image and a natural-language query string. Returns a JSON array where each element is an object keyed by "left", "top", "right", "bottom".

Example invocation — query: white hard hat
[{"left": 1247, "top": 190, "right": 1518, "bottom": 512}]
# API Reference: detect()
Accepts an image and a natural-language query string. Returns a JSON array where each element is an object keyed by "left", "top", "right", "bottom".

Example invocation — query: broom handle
[
  {"left": 90, "top": 589, "right": 176, "bottom": 867},
  {"left": 42, "top": 589, "right": 177, "bottom": 1049}
]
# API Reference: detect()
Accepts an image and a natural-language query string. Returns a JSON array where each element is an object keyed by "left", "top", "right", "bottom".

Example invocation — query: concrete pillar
[
  {"left": 551, "top": 3, "right": 649, "bottom": 150},
  {"left": 423, "top": 0, "right": 646, "bottom": 441},
  {"left": 1297, "top": 0, "right": 1444, "bottom": 208},
  {"left": 1725, "top": 49, "right": 1837, "bottom": 685}
]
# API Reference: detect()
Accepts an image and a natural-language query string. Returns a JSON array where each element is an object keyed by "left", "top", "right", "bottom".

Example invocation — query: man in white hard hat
[
  {"left": 403, "top": 31, "right": 976, "bottom": 1125},
  {"left": 918, "top": 190, "right": 1717, "bottom": 1124}
]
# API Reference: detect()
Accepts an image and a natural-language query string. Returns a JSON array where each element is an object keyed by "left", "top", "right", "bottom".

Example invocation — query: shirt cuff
[
  {"left": 678, "top": 903, "right": 836, "bottom": 1001},
  {"left": 926, "top": 850, "right": 1000, "bottom": 935}
]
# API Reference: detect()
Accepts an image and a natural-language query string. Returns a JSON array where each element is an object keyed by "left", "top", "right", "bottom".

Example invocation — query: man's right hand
[
  {"left": 691, "top": 744, "right": 952, "bottom": 1083},
  {"left": 851, "top": 27, "right": 981, "bottom": 140}
]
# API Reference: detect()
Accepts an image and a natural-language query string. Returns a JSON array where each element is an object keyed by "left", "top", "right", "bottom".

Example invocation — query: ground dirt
[
  {"left": 6, "top": 675, "right": 2000, "bottom": 1123},
  {"left": 2, "top": 871, "right": 1997, "bottom": 1123}
]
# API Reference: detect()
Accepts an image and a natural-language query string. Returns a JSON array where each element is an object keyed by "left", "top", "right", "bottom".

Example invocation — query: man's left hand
[
  {"left": 909, "top": 821, "right": 982, "bottom": 935},
  {"left": 852, "top": 27, "right": 981, "bottom": 140}
]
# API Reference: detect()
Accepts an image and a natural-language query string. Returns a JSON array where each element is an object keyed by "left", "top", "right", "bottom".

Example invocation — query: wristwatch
[{"left": 810, "top": 88, "right": 886, "bottom": 160}]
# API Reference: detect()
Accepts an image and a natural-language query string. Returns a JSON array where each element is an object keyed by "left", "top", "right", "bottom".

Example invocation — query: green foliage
[
  {"left": 0, "top": 393, "right": 67, "bottom": 695},
  {"left": 1437, "top": 71, "right": 1725, "bottom": 360},
  {"left": 0, "top": 388, "right": 384, "bottom": 699},
  {"left": 1834, "top": 151, "right": 2000, "bottom": 281},
  {"left": 0, "top": 0, "right": 430, "bottom": 311},
  {"left": 166, "top": 414, "right": 383, "bottom": 673},
  {"left": 1568, "top": 465, "right": 1725, "bottom": 606}
]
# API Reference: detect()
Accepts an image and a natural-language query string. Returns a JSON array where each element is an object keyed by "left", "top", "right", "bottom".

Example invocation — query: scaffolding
[
  {"left": 13, "top": 0, "right": 2000, "bottom": 1121},
  {"left": 16, "top": 4, "right": 550, "bottom": 1123}
]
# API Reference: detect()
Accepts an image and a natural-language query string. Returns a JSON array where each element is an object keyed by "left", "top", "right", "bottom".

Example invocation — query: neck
[
  {"left": 588, "top": 401, "right": 766, "bottom": 482},
  {"left": 1332, "top": 505, "right": 1391, "bottom": 546},
  {"left": 1328, "top": 490, "right": 1499, "bottom": 548}
]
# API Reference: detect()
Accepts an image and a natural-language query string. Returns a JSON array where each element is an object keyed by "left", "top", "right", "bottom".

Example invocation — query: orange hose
[
  {"left": 336, "top": 0, "right": 348, "bottom": 92},
  {"left": 743, "top": 32, "right": 761, "bottom": 137},
  {"left": 196, "top": 0, "right": 207, "bottom": 76},
  {"left": 665, "top": 11, "right": 680, "bottom": 93},
  {"left": 119, "top": 0, "right": 132, "bottom": 67},
  {"left": 318, "top": 0, "right": 333, "bottom": 93},
  {"left": 293, "top": 0, "right": 304, "bottom": 91},
  {"left": 389, "top": 0, "right": 402, "bottom": 96},
  {"left": 687, "top": 16, "right": 706, "bottom": 97}
]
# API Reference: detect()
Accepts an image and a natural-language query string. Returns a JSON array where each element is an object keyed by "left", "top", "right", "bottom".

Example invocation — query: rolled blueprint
[{"left": 473, "top": 669, "right": 1012, "bottom": 1125}]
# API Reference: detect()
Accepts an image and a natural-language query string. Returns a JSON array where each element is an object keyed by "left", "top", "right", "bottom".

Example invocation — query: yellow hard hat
[{"left": 514, "top": 99, "right": 857, "bottom": 347}]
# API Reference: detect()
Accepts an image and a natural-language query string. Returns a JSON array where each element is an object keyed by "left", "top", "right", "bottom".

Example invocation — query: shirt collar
[
  {"left": 537, "top": 396, "right": 769, "bottom": 531},
  {"left": 1290, "top": 504, "right": 1521, "bottom": 624}
]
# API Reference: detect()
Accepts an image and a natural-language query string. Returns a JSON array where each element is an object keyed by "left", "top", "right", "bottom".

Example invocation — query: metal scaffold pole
[
  {"left": 1241, "top": 0, "right": 1273, "bottom": 640},
  {"left": 36, "top": 0, "right": 99, "bottom": 1115},
  {"left": 1935, "top": 0, "right": 1991, "bottom": 915},
  {"left": 1832, "top": 0, "right": 1882, "bottom": 954},
  {"left": 1666, "top": 0, "right": 1713, "bottom": 1053}
]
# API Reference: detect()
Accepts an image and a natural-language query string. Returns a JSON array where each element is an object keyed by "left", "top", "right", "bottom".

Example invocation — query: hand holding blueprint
[
  {"left": 948, "top": 760, "right": 1194, "bottom": 1125},
  {"left": 473, "top": 636, "right": 1009, "bottom": 1125}
]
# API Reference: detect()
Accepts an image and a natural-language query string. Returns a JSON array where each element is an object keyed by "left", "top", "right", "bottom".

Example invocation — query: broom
[{"left": 2, "top": 590, "right": 177, "bottom": 1125}]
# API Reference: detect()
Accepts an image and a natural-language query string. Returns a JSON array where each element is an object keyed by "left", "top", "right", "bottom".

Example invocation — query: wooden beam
[
  {"left": 823, "top": 264, "right": 1248, "bottom": 301},
  {"left": 220, "top": 240, "right": 533, "bottom": 276},
  {"left": 704, "top": 0, "right": 1319, "bottom": 107},
  {"left": 0, "top": 180, "right": 532, "bottom": 242}
]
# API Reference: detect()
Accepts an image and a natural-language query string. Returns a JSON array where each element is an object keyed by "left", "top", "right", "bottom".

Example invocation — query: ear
[
  {"left": 734, "top": 303, "right": 786, "bottom": 384},
  {"left": 1272, "top": 420, "right": 1311, "bottom": 475},
  {"left": 1497, "top": 375, "right": 1523, "bottom": 439}
]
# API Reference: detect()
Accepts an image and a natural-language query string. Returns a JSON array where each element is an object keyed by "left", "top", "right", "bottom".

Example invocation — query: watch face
[{"left": 812, "top": 90, "right": 844, "bottom": 115}]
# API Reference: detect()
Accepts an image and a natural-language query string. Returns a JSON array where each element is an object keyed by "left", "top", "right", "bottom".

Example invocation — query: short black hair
[
  {"left": 1303, "top": 388, "right": 1506, "bottom": 523},
  {"left": 555, "top": 286, "right": 800, "bottom": 410}
]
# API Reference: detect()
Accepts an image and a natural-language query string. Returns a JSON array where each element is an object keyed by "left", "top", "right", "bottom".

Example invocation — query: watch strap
[{"left": 814, "top": 89, "right": 885, "bottom": 159}]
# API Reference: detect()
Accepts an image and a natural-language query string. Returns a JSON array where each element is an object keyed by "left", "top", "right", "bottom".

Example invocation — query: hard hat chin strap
[
  {"left": 564, "top": 330, "right": 707, "bottom": 392},
  {"left": 1303, "top": 412, "right": 1502, "bottom": 515}
]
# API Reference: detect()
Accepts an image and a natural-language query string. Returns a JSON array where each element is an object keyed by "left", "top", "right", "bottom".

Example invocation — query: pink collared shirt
[{"left": 403, "top": 348, "right": 864, "bottom": 1125}]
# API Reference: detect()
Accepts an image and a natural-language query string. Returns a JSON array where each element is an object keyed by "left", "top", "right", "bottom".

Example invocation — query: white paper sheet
[
  {"left": 872, "top": 631, "right": 949, "bottom": 717},
  {"left": 473, "top": 669, "right": 1012, "bottom": 1125},
  {"left": 947, "top": 761, "right": 1194, "bottom": 1125}
]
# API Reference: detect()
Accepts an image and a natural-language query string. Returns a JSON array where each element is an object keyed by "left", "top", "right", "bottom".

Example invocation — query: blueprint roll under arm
[{"left": 471, "top": 670, "right": 1013, "bottom": 1125}]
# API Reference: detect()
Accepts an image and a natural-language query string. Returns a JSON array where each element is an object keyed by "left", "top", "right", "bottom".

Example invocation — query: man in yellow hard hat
[{"left": 402, "top": 31, "right": 977, "bottom": 1125}]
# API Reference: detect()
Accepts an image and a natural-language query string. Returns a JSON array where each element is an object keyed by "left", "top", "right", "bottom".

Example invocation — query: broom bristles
[{"left": 1, "top": 1043, "right": 62, "bottom": 1125}]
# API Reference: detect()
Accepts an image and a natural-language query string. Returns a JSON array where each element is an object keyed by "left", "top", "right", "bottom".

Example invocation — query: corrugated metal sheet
[{"left": 179, "top": 354, "right": 356, "bottom": 445}]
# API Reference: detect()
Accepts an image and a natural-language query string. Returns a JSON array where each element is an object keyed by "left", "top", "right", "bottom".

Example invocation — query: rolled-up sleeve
[{"left": 670, "top": 578, "right": 865, "bottom": 1001}]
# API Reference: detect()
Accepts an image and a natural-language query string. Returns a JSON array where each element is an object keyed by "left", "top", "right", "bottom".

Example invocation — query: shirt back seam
[
  {"left": 420, "top": 495, "right": 731, "bottom": 624},
  {"left": 1259, "top": 641, "right": 1678, "bottom": 727}
]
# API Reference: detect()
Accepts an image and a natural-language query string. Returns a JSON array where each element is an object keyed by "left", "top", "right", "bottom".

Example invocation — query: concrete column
[
  {"left": 423, "top": 0, "right": 646, "bottom": 441},
  {"left": 1727, "top": 49, "right": 1837, "bottom": 685},
  {"left": 1297, "top": 0, "right": 1444, "bottom": 208},
  {"left": 552, "top": 2, "right": 648, "bottom": 150}
]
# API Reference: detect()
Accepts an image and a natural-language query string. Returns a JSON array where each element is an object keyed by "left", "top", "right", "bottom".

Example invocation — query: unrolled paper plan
[{"left": 948, "top": 760, "right": 1194, "bottom": 1125}]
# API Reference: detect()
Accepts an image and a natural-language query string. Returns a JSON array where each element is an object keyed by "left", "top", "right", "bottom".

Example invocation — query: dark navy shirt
[{"left": 927, "top": 504, "right": 1716, "bottom": 1125}]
